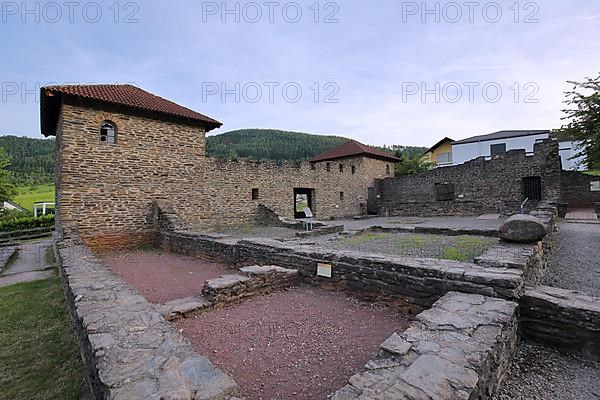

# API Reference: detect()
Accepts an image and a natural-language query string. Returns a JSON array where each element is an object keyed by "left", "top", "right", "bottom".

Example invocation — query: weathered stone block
[
  {"left": 499, "top": 214, "right": 547, "bottom": 243},
  {"left": 520, "top": 285, "right": 600, "bottom": 361}
]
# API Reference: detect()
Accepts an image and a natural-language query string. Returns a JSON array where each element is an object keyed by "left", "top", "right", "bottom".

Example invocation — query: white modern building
[
  {"left": 450, "top": 130, "right": 586, "bottom": 171},
  {"left": 557, "top": 140, "right": 587, "bottom": 170}
]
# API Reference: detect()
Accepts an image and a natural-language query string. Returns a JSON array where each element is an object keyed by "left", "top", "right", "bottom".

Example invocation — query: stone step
[
  {"left": 239, "top": 265, "right": 298, "bottom": 276},
  {"left": 205, "top": 274, "right": 251, "bottom": 290},
  {"left": 158, "top": 296, "right": 212, "bottom": 321}
]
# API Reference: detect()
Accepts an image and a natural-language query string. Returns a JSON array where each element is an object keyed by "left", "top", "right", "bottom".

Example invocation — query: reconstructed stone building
[{"left": 41, "top": 84, "right": 398, "bottom": 248}]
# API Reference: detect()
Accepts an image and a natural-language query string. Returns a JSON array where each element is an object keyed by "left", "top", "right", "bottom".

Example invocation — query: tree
[
  {"left": 560, "top": 73, "right": 600, "bottom": 169},
  {"left": 395, "top": 155, "right": 434, "bottom": 176},
  {"left": 0, "top": 147, "right": 16, "bottom": 202}
]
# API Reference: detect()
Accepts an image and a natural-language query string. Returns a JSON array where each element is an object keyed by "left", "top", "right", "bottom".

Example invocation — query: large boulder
[{"left": 499, "top": 214, "right": 547, "bottom": 243}]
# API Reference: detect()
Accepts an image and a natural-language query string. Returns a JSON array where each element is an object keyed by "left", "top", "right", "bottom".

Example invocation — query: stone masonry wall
[
  {"left": 54, "top": 240, "right": 238, "bottom": 399},
  {"left": 560, "top": 170, "right": 600, "bottom": 209},
  {"left": 520, "top": 285, "right": 600, "bottom": 361},
  {"left": 56, "top": 101, "right": 206, "bottom": 249},
  {"left": 56, "top": 101, "right": 393, "bottom": 249},
  {"left": 198, "top": 155, "right": 393, "bottom": 229},
  {"left": 374, "top": 140, "right": 561, "bottom": 217},
  {"left": 160, "top": 231, "right": 524, "bottom": 314},
  {"left": 333, "top": 292, "right": 519, "bottom": 400}
]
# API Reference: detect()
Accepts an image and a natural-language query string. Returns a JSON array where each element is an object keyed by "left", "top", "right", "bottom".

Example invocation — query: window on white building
[{"left": 490, "top": 143, "right": 506, "bottom": 156}]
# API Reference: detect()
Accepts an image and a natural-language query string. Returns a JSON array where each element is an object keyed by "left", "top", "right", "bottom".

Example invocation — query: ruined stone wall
[
  {"left": 520, "top": 286, "right": 600, "bottom": 361},
  {"left": 374, "top": 140, "right": 561, "bottom": 217},
  {"left": 334, "top": 292, "right": 519, "bottom": 400},
  {"left": 56, "top": 101, "right": 393, "bottom": 248},
  {"left": 560, "top": 170, "right": 600, "bottom": 209},
  {"left": 54, "top": 241, "right": 238, "bottom": 399},
  {"left": 160, "top": 231, "right": 524, "bottom": 314},
  {"left": 196, "top": 156, "right": 393, "bottom": 228}
]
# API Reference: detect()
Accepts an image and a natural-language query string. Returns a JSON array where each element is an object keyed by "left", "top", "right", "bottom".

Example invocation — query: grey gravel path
[
  {"left": 542, "top": 222, "right": 600, "bottom": 297},
  {"left": 0, "top": 270, "right": 55, "bottom": 288},
  {"left": 1, "top": 239, "right": 53, "bottom": 275},
  {"left": 0, "top": 239, "right": 55, "bottom": 287},
  {"left": 493, "top": 343, "right": 600, "bottom": 400}
]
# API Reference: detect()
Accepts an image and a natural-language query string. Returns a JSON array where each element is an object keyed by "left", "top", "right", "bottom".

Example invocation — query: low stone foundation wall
[
  {"left": 520, "top": 285, "right": 600, "bottom": 361},
  {"left": 475, "top": 238, "right": 550, "bottom": 286},
  {"left": 160, "top": 231, "right": 524, "bottom": 313},
  {"left": 55, "top": 241, "right": 239, "bottom": 399},
  {"left": 368, "top": 224, "right": 499, "bottom": 237},
  {"left": 203, "top": 265, "right": 299, "bottom": 307},
  {"left": 333, "top": 291, "right": 519, "bottom": 399}
]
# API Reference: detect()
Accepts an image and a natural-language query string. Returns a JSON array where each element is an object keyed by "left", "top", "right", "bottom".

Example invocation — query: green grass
[
  {"left": 439, "top": 236, "right": 497, "bottom": 262},
  {"left": 340, "top": 232, "right": 389, "bottom": 245},
  {"left": 13, "top": 184, "right": 55, "bottom": 212},
  {"left": 583, "top": 170, "right": 600, "bottom": 176},
  {"left": 0, "top": 252, "right": 89, "bottom": 400},
  {"left": 340, "top": 232, "right": 496, "bottom": 261}
]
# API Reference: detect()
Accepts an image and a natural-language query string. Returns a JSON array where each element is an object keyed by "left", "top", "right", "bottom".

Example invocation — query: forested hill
[
  {"left": 206, "top": 129, "right": 349, "bottom": 160},
  {"left": 206, "top": 129, "right": 428, "bottom": 161},
  {"left": 0, "top": 136, "right": 55, "bottom": 185}
]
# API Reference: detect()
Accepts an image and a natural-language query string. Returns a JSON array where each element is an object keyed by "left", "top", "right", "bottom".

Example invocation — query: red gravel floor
[
  {"left": 101, "top": 250, "right": 231, "bottom": 304},
  {"left": 175, "top": 286, "right": 412, "bottom": 400}
]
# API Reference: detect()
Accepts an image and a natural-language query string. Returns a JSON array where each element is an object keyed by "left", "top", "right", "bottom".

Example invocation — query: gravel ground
[
  {"left": 102, "top": 251, "right": 231, "bottom": 304},
  {"left": 316, "top": 232, "right": 498, "bottom": 262},
  {"left": 493, "top": 342, "right": 600, "bottom": 400},
  {"left": 176, "top": 286, "right": 411, "bottom": 400},
  {"left": 341, "top": 215, "right": 506, "bottom": 231},
  {"left": 542, "top": 222, "right": 600, "bottom": 297}
]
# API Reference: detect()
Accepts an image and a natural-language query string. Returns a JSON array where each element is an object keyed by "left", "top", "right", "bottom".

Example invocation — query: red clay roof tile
[
  {"left": 310, "top": 140, "right": 401, "bottom": 162},
  {"left": 41, "top": 84, "right": 221, "bottom": 135}
]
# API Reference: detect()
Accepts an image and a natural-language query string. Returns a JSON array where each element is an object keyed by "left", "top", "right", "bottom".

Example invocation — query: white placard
[
  {"left": 317, "top": 263, "right": 332, "bottom": 278},
  {"left": 590, "top": 181, "right": 600, "bottom": 192}
]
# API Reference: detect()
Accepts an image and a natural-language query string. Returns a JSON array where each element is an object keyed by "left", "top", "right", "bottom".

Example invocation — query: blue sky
[{"left": 1, "top": 0, "right": 599, "bottom": 147}]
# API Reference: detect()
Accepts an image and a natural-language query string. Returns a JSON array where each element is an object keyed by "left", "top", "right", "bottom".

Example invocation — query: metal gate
[
  {"left": 367, "top": 187, "right": 378, "bottom": 214},
  {"left": 522, "top": 176, "right": 542, "bottom": 200}
]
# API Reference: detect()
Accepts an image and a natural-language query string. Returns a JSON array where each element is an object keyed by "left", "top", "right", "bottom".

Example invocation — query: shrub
[
  {"left": 0, "top": 214, "right": 55, "bottom": 232},
  {"left": 0, "top": 208, "right": 31, "bottom": 221}
]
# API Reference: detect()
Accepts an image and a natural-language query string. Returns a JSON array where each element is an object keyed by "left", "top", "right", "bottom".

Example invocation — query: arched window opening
[{"left": 100, "top": 121, "right": 117, "bottom": 144}]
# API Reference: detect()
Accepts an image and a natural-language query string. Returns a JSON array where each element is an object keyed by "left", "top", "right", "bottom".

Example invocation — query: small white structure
[
  {"left": 2, "top": 200, "right": 26, "bottom": 212},
  {"left": 301, "top": 207, "right": 315, "bottom": 231},
  {"left": 450, "top": 130, "right": 586, "bottom": 171},
  {"left": 34, "top": 202, "right": 55, "bottom": 218}
]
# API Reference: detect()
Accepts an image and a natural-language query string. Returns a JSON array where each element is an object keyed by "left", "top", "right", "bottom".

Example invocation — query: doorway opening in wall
[
  {"left": 522, "top": 176, "right": 542, "bottom": 201},
  {"left": 293, "top": 188, "right": 314, "bottom": 219}
]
